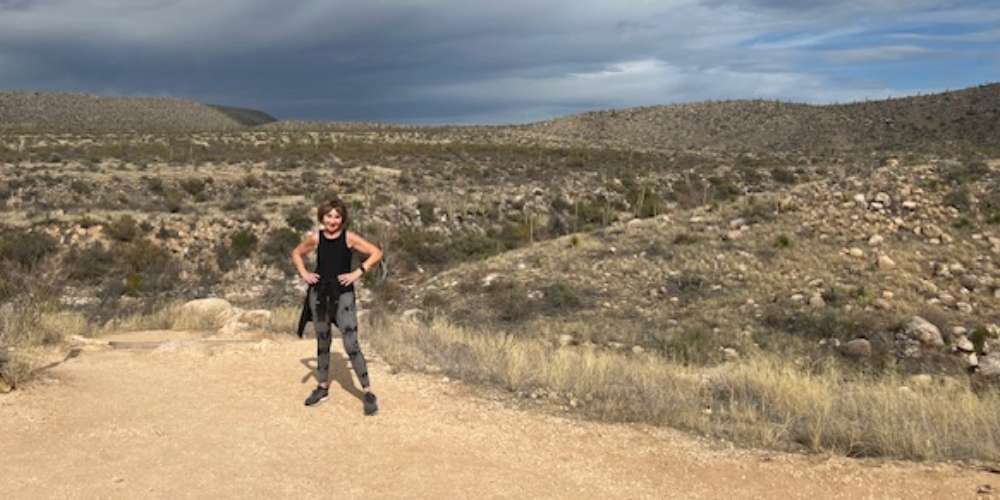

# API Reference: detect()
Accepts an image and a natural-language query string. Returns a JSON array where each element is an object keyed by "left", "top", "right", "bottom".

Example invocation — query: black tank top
[{"left": 315, "top": 230, "right": 354, "bottom": 292}]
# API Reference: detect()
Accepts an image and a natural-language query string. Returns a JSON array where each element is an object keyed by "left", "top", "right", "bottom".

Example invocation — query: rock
[
  {"left": 179, "top": 298, "right": 235, "bottom": 325},
  {"left": 964, "top": 352, "right": 979, "bottom": 369},
  {"left": 873, "top": 298, "right": 892, "bottom": 310},
  {"left": 956, "top": 302, "right": 973, "bottom": 314},
  {"left": 922, "top": 224, "right": 944, "bottom": 239},
  {"left": 68, "top": 334, "right": 111, "bottom": 351},
  {"left": 978, "top": 352, "right": 1000, "bottom": 377},
  {"left": 908, "top": 374, "right": 934, "bottom": 388},
  {"left": 847, "top": 247, "right": 865, "bottom": 258},
  {"left": 790, "top": 293, "right": 806, "bottom": 303},
  {"left": 955, "top": 335, "right": 975, "bottom": 352},
  {"left": 808, "top": 294, "right": 826, "bottom": 307},
  {"left": 959, "top": 274, "right": 979, "bottom": 290},
  {"left": 239, "top": 309, "right": 272, "bottom": 329},
  {"left": 722, "top": 347, "right": 739, "bottom": 362},
  {"left": 868, "top": 234, "right": 884, "bottom": 246},
  {"left": 840, "top": 338, "right": 872, "bottom": 358},
  {"left": 481, "top": 273, "right": 501, "bottom": 287},
  {"left": 558, "top": 334, "right": 576, "bottom": 348},
  {"left": 902, "top": 200, "right": 918, "bottom": 210},
  {"left": 938, "top": 293, "right": 957, "bottom": 307},
  {"left": 995, "top": 288, "right": 1000, "bottom": 299},
  {"left": 874, "top": 192, "right": 892, "bottom": 206},
  {"left": 853, "top": 193, "right": 867, "bottom": 207},
  {"left": 631, "top": 345, "right": 645, "bottom": 354},
  {"left": 724, "top": 230, "right": 743, "bottom": 241},
  {"left": 905, "top": 316, "right": 944, "bottom": 347},
  {"left": 402, "top": 308, "right": 424, "bottom": 321},
  {"left": 877, "top": 255, "right": 896, "bottom": 269}
]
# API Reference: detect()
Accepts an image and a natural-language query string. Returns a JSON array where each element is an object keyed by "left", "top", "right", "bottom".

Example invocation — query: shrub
[
  {"left": 105, "top": 215, "right": 141, "bottom": 242},
  {"left": 540, "top": 282, "right": 584, "bottom": 312},
  {"left": 417, "top": 199, "right": 436, "bottom": 224},
  {"left": 284, "top": 207, "right": 314, "bottom": 232},
  {"left": 260, "top": 227, "right": 301, "bottom": 269},
  {"left": 0, "top": 227, "right": 57, "bottom": 270},
  {"left": 216, "top": 228, "right": 259, "bottom": 271},
  {"left": 64, "top": 242, "right": 115, "bottom": 282},
  {"left": 179, "top": 177, "right": 207, "bottom": 196}
]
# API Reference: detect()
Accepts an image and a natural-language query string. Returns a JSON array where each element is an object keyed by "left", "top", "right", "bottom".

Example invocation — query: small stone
[
  {"left": 873, "top": 298, "right": 892, "bottom": 310},
  {"left": 955, "top": 335, "right": 975, "bottom": 352},
  {"left": 848, "top": 247, "right": 865, "bottom": 258},
  {"left": 956, "top": 302, "right": 973, "bottom": 313},
  {"left": 952, "top": 326, "right": 968, "bottom": 336},
  {"left": 964, "top": 352, "right": 979, "bottom": 369},
  {"left": 938, "top": 293, "right": 957, "bottom": 307},
  {"left": 902, "top": 200, "right": 918, "bottom": 210},
  {"left": 853, "top": 193, "right": 867, "bottom": 206},
  {"left": 808, "top": 294, "right": 826, "bottom": 307},
  {"left": 882, "top": 290, "right": 894, "bottom": 299},
  {"left": 877, "top": 255, "right": 896, "bottom": 269},
  {"left": 959, "top": 274, "right": 979, "bottom": 290},
  {"left": 905, "top": 316, "right": 944, "bottom": 347},
  {"left": 907, "top": 374, "right": 934, "bottom": 387},
  {"left": 558, "top": 334, "right": 575, "bottom": 348},
  {"left": 722, "top": 347, "right": 739, "bottom": 362},
  {"left": 790, "top": 293, "right": 806, "bottom": 303},
  {"left": 840, "top": 338, "right": 872, "bottom": 358},
  {"left": 631, "top": 345, "right": 645, "bottom": 354},
  {"left": 978, "top": 352, "right": 1000, "bottom": 377},
  {"left": 868, "top": 234, "right": 884, "bottom": 246}
]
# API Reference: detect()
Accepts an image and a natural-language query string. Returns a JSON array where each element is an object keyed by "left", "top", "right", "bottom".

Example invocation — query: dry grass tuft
[{"left": 368, "top": 313, "right": 1000, "bottom": 462}]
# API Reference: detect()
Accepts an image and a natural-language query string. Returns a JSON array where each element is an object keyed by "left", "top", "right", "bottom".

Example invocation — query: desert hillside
[
  {"left": 528, "top": 83, "right": 1000, "bottom": 153},
  {"left": 0, "top": 91, "right": 275, "bottom": 131},
  {"left": 2, "top": 84, "right": 1000, "bottom": 464}
]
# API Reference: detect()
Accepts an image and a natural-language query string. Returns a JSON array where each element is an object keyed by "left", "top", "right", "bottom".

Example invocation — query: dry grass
[
  {"left": 368, "top": 313, "right": 1000, "bottom": 462},
  {"left": 98, "top": 302, "right": 183, "bottom": 333}
]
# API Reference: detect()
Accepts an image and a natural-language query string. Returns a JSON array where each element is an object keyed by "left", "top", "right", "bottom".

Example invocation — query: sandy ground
[{"left": 1, "top": 330, "right": 997, "bottom": 499}]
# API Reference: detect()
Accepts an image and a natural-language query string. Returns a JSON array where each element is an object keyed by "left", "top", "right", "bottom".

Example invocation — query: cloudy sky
[{"left": 1, "top": 0, "right": 998, "bottom": 124}]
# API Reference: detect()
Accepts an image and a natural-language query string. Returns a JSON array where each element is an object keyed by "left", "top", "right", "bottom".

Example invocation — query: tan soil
[{"left": 1, "top": 331, "right": 996, "bottom": 499}]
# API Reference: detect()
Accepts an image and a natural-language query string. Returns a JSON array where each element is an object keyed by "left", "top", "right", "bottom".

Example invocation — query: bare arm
[
  {"left": 291, "top": 231, "right": 320, "bottom": 284},
  {"left": 338, "top": 230, "right": 384, "bottom": 286}
]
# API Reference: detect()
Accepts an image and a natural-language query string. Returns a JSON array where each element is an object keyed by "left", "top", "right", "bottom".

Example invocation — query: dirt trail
[{"left": 1, "top": 330, "right": 996, "bottom": 499}]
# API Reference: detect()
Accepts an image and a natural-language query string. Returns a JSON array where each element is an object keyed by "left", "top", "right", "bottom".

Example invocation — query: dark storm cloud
[{"left": 0, "top": 1, "right": 996, "bottom": 123}]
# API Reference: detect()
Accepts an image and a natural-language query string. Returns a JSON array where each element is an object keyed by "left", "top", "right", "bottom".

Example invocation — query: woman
[{"left": 291, "top": 197, "right": 383, "bottom": 416}]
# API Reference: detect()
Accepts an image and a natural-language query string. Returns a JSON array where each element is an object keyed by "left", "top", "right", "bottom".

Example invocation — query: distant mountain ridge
[
  {"left": 526, "top": 83, "right": 1000, "bottom": 152},
  {"left": 2, "top": 84, "right": 998, "bottom": 153},
  {"left": 0, "top": 91, "right": 275, "bottom": 132}
]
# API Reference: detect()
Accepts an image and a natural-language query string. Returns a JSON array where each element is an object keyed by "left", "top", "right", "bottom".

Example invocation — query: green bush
[{"left": 216, "top": 228, "right": 259, "bottom": 271}]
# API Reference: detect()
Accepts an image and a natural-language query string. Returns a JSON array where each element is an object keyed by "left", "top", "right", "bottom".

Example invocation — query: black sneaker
[
  {"left": 304, "top": 386, "right": 329, "bottom": 406},
  {"left": 363, "top": 392, "right": 379, "bottom": 416}
]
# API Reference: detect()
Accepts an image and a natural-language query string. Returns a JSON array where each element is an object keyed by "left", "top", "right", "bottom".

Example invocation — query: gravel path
[{"left": 1, "top": 331, "right": 995, "bottom": 499}]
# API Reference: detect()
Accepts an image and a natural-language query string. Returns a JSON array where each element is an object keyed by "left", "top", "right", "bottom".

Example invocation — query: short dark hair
[{"left": 316, "top": 198, "right": 349, "bottom": 227}]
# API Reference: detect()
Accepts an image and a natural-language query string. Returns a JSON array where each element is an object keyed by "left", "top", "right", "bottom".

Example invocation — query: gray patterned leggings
[{"left": 309, "top": 289, "right": 370, "bottom": 389}]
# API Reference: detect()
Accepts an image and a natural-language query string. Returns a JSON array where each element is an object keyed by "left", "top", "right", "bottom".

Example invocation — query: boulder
[
  {"left": 179, "top": 298, "right": 235, "bottom": 325},
  {"left": 840, "top": 338, "right": 872, "bottom": 358},
  {"left": 904, "top": 316, "right": 944, "bottom": 347}
]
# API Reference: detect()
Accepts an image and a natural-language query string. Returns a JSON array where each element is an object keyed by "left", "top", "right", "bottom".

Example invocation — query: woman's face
[{"left": 321, "top": 208, "right": 343, "bottom": 233}]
